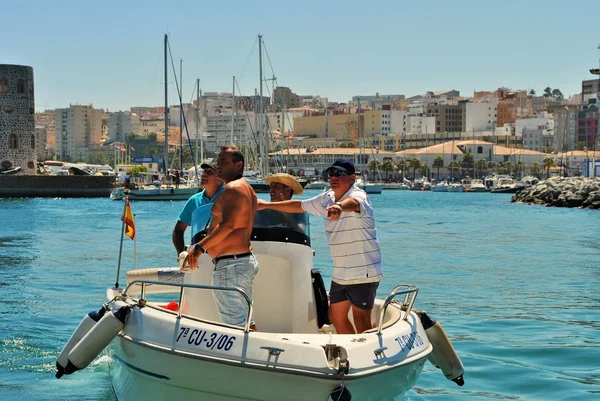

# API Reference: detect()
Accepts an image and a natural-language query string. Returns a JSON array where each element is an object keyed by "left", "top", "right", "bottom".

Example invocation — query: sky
[{"left": 4, "top": 0, "right": 600, "bottom": 112}]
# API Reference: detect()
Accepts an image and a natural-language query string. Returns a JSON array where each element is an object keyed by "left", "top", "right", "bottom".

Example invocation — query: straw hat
[{"left": 264, "top": 173, "right": 304, "bottom": 195}]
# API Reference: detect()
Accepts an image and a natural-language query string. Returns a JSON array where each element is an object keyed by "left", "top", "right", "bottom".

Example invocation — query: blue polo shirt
[{"left": 177, "top": 185, "right": 224, "bottom": 240}]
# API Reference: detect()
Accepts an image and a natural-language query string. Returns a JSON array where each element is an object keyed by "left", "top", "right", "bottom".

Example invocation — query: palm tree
[
  {"left": 409, "top": 158, "right": 422, "bottom": 180},
  {"left": 461, "top": 153, "right": 474, "bottom": 176},
  {"left": 551, "top": 89, "right": 564, "bottom": 101},
  {"left": 396, "top": 159, "right": 409, "bottom": 180},
  {"left": 381, "top": 159, "right": 395, "bottom": 181},
  {"left": 543, "top": 87, "right": 552, "bottom": 97},
  {"left": 448, "top": 159, "right": 461, "bottom": 180},
  {"left": 367, "top": 159, "right": 381, "bottom": 177},
  {"left": 529, "top": 89, "right": 536, "bottom": 97},
  {"left": 531, "top": 162, "right": 540, "bottom": 178},
  {"left": 516, "top": 160, "right": 525, "bottom": 179},
  {"left": 432, "top": 156, "right": 444, "bottom": 180},
  {"left": 543, "top": 157, "right": 555, "bottom": 178},
  {"left": 475, "top": 158, "right": 487, "bottom": 178},
  {"left": 502, "top": 161, "right": 513, "bottom": 175},
  {"left": 420, "top": 163, "right": 430, "bottom": 179}
]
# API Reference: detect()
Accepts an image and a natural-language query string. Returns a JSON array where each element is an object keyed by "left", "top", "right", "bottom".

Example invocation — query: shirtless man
[{"left": 184, "top": 145, "right": 258, "bottom": 328}]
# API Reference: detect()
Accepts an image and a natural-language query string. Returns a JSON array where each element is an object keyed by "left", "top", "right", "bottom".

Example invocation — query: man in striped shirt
[{"left": 257, "top": 159, "right": 382, "bottom": 334}]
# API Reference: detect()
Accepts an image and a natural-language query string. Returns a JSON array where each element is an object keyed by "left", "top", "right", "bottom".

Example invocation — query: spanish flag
[{"left": 121, "top": 201, "right": 135, "bottom": 240}]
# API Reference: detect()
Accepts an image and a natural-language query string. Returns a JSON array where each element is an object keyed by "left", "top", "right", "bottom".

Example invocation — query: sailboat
[
  {"left": 110, "top": 35, "right": 199, "bottom": 201},
  {"left": 355, "top": 100, "right": 382, "bottom": 194}
]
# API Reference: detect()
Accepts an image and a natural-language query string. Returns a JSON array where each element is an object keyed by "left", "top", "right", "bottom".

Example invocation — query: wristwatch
[
  {"left": 335, "top": 202, "right": 343, "bottom": 209},
  {"left": 194, "top": 243, "right": 205, "bottom": 254}
]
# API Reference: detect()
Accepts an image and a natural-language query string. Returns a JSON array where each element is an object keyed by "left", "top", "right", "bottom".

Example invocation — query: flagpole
[
  {"left": 133, "top": 213, "right": 137, "bottom": 270},
  {"left": 115, "top": 196, "right": 128, "bottom": 288}
]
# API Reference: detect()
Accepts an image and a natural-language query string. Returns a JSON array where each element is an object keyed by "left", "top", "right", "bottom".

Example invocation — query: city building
[
  {"left": 107, "top": 111, "right": 140, "bottom": 142},
  {"left": 54, "top": 104, "right": 103, "bottom": 161},
  {"left": 426, "top": 103, "right": 466, "bottom": 133}
]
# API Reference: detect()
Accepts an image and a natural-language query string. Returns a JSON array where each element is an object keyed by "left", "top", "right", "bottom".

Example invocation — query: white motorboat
[
  {"left": 55, "top": 210, "right": 465, "bottom": 401},
  {"left": 431, "top": 182, "right": 449, "bottom": 192},
  {"left": 447, "top": 183, "right": 464, "bottom": 192},
  {"left": 305, "top": 180, "right": 327, "bottom": 190},
  {"left": 461, "top": 178, "right": 487, "bottom": 192},
  {"left": 110, "top": 184, "right": 199, "bottom": 201}
]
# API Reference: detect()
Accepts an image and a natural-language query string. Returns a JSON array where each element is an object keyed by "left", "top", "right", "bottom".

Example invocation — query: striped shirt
[{"left": 301, "top": 185, "right": 382, "bottom": 284}]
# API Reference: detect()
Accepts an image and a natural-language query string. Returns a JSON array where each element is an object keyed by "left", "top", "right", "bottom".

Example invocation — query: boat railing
[
  {"left": 122, "top": 279, "right": 254, "bottom": 333},
  {"left": 377, "top": 285, "right": 419, "bottom": 335}
]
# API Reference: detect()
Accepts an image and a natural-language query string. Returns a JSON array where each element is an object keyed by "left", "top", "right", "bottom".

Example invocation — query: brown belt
[{"left": 212, "top": 251, "right": 253, "bottom": 264}]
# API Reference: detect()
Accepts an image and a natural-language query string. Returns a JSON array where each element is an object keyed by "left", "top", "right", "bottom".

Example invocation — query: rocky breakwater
[{"left": 512, "top": 176, "right": 600, "bottom": 209}]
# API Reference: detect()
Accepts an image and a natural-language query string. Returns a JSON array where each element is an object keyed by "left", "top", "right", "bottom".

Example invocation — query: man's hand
[
  {"left": 326, "top": 203, "right": 343, "bottom": 221},
  {"left": 181, "top": 243, "right": 203, "bottom": 270}
]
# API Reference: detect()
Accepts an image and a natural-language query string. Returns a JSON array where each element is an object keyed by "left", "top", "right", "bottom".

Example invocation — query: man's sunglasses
[{"left": 328, "top": 170, "right": 347, "bottom": 178}]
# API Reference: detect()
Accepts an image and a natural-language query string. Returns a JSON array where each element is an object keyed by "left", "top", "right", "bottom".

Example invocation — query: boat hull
[
  {"left": 109, "top": 335, "right": 427, "bottom": 401},
  {"left": 110, "top": 186, "right": 199, "bottom": 201}
]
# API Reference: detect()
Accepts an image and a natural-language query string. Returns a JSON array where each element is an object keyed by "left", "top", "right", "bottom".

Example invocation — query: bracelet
[{"left": 194, "top": 243, "right": 205, "bottom": 254}]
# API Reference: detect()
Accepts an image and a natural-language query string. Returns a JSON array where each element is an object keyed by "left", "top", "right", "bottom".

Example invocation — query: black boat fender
[
  {"left": 55, "top": 304, "right": 108, "bottom": 378},
  {"left": 417, "top": 311, "right": 465, "bottom": 386}
]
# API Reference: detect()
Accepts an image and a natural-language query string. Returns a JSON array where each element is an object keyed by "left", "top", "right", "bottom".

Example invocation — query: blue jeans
[{"left": 212, "top": 255, "right": 259, "bottom": 326}]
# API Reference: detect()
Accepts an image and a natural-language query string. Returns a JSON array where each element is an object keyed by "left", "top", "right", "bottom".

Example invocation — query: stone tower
[{"left": 0, "top": 64, "right": 36, "bottom": 174}]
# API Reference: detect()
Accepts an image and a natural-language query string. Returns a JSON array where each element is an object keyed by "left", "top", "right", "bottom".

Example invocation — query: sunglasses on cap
[{"left": 328, "top": 169, "right": 347, "bottom": 178}]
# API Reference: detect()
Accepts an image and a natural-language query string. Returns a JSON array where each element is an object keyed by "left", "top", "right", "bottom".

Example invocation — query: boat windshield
[{"left": 252, "top": 210, "right": 311, "bottom": 247}]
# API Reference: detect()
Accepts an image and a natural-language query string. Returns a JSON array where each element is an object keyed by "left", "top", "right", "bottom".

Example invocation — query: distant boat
[{"left": 431, "top": 182, "right": 449, "bottom": 192}]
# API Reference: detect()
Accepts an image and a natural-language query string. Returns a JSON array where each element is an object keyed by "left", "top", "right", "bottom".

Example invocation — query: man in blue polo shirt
[{"left": 172, "top": 163, "right": 224, "bottom": 255}]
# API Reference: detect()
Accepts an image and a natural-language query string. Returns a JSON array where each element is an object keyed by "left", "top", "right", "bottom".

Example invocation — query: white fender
[
  {"left": 419, "top": 312, "right": 465, "bottom": 386},
  {"left": 65, "top": 306, "right": 131, "bottom": 374},
  {"left": 55, "top": 305, "right": 107, "bottom": 378}
]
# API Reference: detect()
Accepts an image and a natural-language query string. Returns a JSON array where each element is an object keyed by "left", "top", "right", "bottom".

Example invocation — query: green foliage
[
  {"left": 543, "top": 157, "right": 555, "bottom": 178},
  {"left": 368, "top": 159, "right": 381, "bottom": 171},
  {"left": 409, "top": 158, "right": 422, "bottom": 179},
  {"left": 126, "top": 165, "right": 149, "bottom": 175},
  {"left": 475, "top": 158, "right": 487, "bottom": 178},
  {"left": 461, "top": 152, "right": 474, "bottom": 167}
]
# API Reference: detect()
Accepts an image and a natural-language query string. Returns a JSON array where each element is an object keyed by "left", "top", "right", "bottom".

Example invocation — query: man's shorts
[
  {"left": 212, "top": 254, "right": 259, "bottom": 326},
  {"left": 330, "top": 281, "right": 379, "bottom": 310}
]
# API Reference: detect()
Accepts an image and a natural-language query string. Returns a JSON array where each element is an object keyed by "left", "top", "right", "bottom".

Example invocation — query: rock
[{"left": 512, "top": 177, "right": 600, "bottom": 209}]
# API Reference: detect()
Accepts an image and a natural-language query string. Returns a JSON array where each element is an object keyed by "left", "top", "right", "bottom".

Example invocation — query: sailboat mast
[
  {"left": 231, "top": 76, "right": 235, "bottom": 145},
  {"left": 179, "top": 59, "right": 183, "bottom": 172},
  {"left": 164, "top": 34, "right": 169, "bottom": 174},
  {"left": 258, "top": 34, "right": 266, "bottom": 176},
  {"left": 200, "top": 88, "right": 204, "bottom": 163},
  {"left": 195, "top": 78, "right": 199, "bottom": 171}
]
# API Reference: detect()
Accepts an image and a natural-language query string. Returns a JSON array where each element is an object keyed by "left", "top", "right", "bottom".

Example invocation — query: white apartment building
[
  {"left": 522, "top": 127, "right": 554, "bottom": 152},
  {"left": 465, "top": 100, "right": 498, "bottom": 133},
  {"left": 107, "top": 111, "right": 140, "bottom": 142},
  {"left": 406, "top": 115, "right": 436, "bottom": 135},
  {"left": 515, "top": 117, "right": 553, "bottom": 138},
  {"left": 54, "top": 104, "right": 103, "bottom": 160}
]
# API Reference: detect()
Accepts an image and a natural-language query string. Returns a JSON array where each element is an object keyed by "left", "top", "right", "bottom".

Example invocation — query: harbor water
[{"left": 1, "top": 190, "right": 599, "bottom": 400}]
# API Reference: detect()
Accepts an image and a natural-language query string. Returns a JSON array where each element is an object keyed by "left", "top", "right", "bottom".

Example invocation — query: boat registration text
[
  {"left": 395, "top": 331, "right": 424, "bottom": 352},
  {"left": 177, "top": 326, "right": 236, "bottom": 351}
]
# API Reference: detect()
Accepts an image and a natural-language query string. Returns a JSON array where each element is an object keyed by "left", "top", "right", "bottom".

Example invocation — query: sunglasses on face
[{"left": 328, "top": 170, "right": 347, "bottom": 178}]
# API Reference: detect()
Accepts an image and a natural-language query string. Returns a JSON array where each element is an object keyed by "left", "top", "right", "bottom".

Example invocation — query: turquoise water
[{"left": 1, "top": 190, "right": 599, "bottom": 401}]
